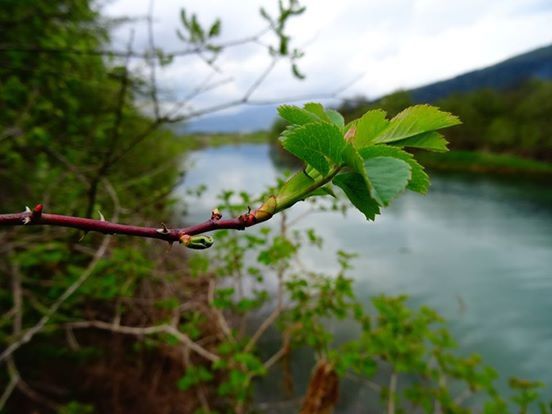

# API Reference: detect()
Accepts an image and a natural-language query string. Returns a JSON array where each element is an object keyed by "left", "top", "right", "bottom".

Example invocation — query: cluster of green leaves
[
  {"left": 176, "top": 0, "right": 306, "bottom": 79},
  {"left": 274, "top": 102, "right": 460, "bottom": 220},
  {"left": 260, "top": 0, "right": 306, "bottom": 78},
  {"left": 177, "top": 9, "right": 222, "bottom": 64}
]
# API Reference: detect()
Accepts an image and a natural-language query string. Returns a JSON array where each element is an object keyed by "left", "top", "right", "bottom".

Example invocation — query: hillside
[{"left": 410, "top": 44, "right": 552, "bottom": 102}]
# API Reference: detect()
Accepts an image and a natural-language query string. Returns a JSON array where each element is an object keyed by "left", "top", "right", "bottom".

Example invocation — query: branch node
[
  {"left": 31, "top": 204, "right": 43, "bottom": 221},
  {"left": 179, "top": 234, "right": 191, "bottom": 245},
  {"left": 211, "top": 208, "right": 222, "bottom": 221},
  {"left": 239, "top": 212, "right": 256, "bottom": 227}
]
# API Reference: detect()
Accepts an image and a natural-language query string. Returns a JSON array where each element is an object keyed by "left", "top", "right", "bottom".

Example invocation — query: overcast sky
[{"left": 102, "top": 0, "right": 552, "bottom": 117}]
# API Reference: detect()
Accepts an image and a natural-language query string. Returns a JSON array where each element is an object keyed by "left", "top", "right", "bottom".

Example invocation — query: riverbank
[
  {"left": 181, "top": 132, "right": 552, "bottom": 178},
  {"left": 179, "top": 131, "right": 268, "bottom": 150},
  {"left": 416, "top": 150, "right": 552, "bottom": 177}
]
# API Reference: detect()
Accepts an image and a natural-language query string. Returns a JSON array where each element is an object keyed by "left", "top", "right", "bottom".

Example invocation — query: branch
[
  {"left": 1, "top": 159, "right": 343, "bottom": 245},
  {"left": 0, "top": 203, "right": 270, "bottom": 244}
]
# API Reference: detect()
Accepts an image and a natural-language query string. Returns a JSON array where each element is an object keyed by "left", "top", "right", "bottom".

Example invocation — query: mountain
[
  {"left": 181, "top": 43, "right": 552, "bottom": 133},
  {"left": 410, "top": 44, "right": 552, "bottom": 102},
  {"left": 181, "top": 105, "right": 278, "bottom": 134}
]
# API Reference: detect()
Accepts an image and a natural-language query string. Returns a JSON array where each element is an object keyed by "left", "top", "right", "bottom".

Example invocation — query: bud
[
  {"left": 254, "top": 196, "right": 277, "bottom": 222},
  {"left": 344, "top": 126, "right": 356, "bottom": 142},
  {"left": 179, "top": 234, "right": 214, "bottom": 250}
]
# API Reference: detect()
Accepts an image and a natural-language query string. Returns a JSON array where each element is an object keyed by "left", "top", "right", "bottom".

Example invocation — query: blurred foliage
[
  {"left": 338, "top": 80, "right": 552, "bottom": 162},
  {"left": 1, "top": 1, "right": 551, "bottom": 413},
  {"left": 0, "top": 1, "right": 189, "bottom": 412},
  {"left": 0, "top": 0, "right": 184, "bottom": 216}
]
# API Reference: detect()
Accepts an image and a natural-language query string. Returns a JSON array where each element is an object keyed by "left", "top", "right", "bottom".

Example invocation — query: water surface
[{"left": 175, "top": 143, "right": 552, "bottom": 409}]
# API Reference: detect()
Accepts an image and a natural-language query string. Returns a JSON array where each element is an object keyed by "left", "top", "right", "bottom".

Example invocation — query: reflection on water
[{"left": 175, "top": 144, "right": 552, "bottom": 409}]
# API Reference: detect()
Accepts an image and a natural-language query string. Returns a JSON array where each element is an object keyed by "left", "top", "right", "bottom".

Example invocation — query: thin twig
[
  {"left": 146, "top": 0, "right": 160, "bottom": 120},
  {"left": 388, "top": 371, "right": 398, "bottom": 414},
  {"left": 0, "top": 236, "right": 111, "bottom": 363},
  {"left": 0, "top": 360, "right": 19, "bottom": 411},
  {"left": 245, "top": 214, "right": 287, "bottom": 352},
  {"left": 64, "top": 320, "right": 219, "bottom": 362},
  {"left": 207, "top": 278, "right": 234, "bottom": 340},
  {"left": 0, "top": 27, "right": 270, "bottom": 59}
]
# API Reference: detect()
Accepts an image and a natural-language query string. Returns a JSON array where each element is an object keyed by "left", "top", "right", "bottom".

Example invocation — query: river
[{"left": 175, "top": 143, "right": 552, "bottom": 411}]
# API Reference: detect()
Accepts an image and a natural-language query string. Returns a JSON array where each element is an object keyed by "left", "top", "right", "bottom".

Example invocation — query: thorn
[
  {"left": 155, "top": 223, "right": 170, "bottom": 235},
  {"left": 98, "top": 210, "right": 106, "bottom": 222},
  {"left": 25, "top": 206, "right": 31, "bottom": 213},
  {"left": 164, "top": 241, "right": 174, "bottom": 254},
  {"left": 22, "top": 217, "right": 31, "bottom": 225},
  {"left": 78, "top": 232, "right": 88, "bottom": 242}
]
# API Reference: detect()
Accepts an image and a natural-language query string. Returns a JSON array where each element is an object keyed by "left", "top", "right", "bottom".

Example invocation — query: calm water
[{"left": 175, "top": 143, "right": 552, "bottom": 410}]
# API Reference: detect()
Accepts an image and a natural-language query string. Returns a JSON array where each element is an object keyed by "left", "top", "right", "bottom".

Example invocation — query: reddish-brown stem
[{"left": 0, "top": 204, "right": 269, "bottom": 243}]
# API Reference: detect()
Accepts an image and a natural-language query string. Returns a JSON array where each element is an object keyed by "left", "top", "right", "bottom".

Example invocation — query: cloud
[{"left": 102, "top": 0, "right": 552, "bottom": 113}]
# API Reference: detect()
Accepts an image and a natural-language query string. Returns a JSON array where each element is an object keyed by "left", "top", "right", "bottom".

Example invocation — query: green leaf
[
  {"left": 325, "top": 110, "right": 345, "bottom": 130},
  {"left": 333, "top": 173, "right": 380, "bottom": 220},
  {"left": 364, "top": 157, "right": 411, "bottom": 205},
  {"left": 180, "top": 9, "right": 189, "bottom": 28},
  {"left": 373, "top": 105, "right": 461, "bottom": 144},
  {"left": 177, "top": 366, "right": 214, "bottom": 391},
  {"left": 190, "top": 15, "right": 205, "bottom": 43},
  {"left": 353, "top": 109, "right": 389, "bottom": 148},
  {"left": 280, "top": 122, "right": 346, "bottom": 175},
  {"left": 341, "top": 144, "right": 413, "bottom": 206},
  {"left": 391, "top": 131, "right": 449, "bottom": 152},
  {"left": 342, "top": 144, "right": 366, "bottom": 176},
  {"left": 278, "top": 105, "right": 319, "bottom": 125},
  {"left": 279, "top": 35, "right": 289, "bottom": 55},
  {"left": 308, "top": 184, "right": 336, "bottom": 198},
  {"left": 276, "top": 169, "right": 315, "bottom": 207},
  {"left": 302, "top": 104, "right": 344, "bottom": 129},
  {"left": 303, "top": 103, "right": 329, "bottom": 121},
  {"left": 360, "top": 145, "right": 430, "bottom": 193},
  {"left": 292, "top": 63, "right": 306, "bottom": 80},
  {"left": 208, "top": 19, "right": 221, "bottom": 37}
]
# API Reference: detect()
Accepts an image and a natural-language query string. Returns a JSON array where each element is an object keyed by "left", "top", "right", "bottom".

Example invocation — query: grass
[
  {"left": 178, "top": 131, "right": 269, "bottom": 150},
  {"left": 416, "top": 150, "right": 552, "bottom": 176}
]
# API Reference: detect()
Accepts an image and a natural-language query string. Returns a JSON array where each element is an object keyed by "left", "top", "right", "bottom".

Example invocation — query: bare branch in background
[
  {"left": 146, "top": 0, "right": 160, "bottom": 119},
  {"left": 63, "top": 320, "right": 219, "bottom": 362},
  {"left": 0, "top": 236, "right": 111, "bottom": 363}
]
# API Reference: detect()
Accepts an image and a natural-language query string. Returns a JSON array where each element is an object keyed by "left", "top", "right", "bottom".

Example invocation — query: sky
[{"left": 101, "top": 0, "right": 552, "bottom": 126}]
